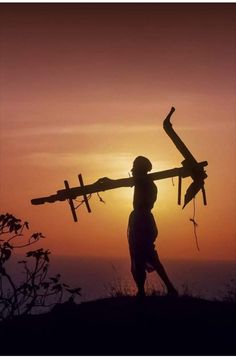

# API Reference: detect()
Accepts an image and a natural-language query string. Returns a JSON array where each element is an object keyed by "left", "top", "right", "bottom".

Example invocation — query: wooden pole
[{"left": 31, "top": 161, "right": 207, "bottom": 206}]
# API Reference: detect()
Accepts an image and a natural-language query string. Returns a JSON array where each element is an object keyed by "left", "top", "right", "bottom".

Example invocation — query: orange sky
[{"left": 1, "top": 4, "right": 236, "bottom": 261}]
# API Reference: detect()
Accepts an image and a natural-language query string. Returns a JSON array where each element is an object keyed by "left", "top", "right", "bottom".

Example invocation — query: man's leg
[
  {"left": 154, "top": 257, "right": 178, "bottom": 296},
  {"left": 131, "top": 260, "right": 146, "bottom": 297}
]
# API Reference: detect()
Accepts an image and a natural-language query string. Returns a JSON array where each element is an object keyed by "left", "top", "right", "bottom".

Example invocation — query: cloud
[
  {"left": 24, "top": 151, "right": 133, "bottom": 168},
  {"left": 23, "top": 150, "right": 170, "bottom": 175},
  {"left": 3, "top": 119, "right": 234, "bottom": 140},
  {"left": 2, "top": 123, "right": 164, "bottom": 138}
]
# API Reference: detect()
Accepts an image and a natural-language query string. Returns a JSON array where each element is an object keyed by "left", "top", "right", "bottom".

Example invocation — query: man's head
[{"left": 131, "top": 156, "right": 152, "bottom": 177}]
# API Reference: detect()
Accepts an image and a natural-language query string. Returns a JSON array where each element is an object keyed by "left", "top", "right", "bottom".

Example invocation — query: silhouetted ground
[{"left": 0, "top": 295, "right": 235, "bottom": 355}]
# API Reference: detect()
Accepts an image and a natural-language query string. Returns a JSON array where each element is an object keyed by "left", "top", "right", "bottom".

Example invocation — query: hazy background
[{"left": 1, "top": 3, "right": 235, "bottom": 287}]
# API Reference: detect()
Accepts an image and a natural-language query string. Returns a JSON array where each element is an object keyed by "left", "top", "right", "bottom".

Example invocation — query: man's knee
[
  {"left": 131, "top": 265, "right": 146, "bottom": 284},
  {"left": 154, "top": 257, "right": 164, "bottom": 272}
]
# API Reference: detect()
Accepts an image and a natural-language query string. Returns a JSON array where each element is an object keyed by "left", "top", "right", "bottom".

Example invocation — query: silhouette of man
[{"left": 128, "top": 156, "right": 178, "bottom": 297}]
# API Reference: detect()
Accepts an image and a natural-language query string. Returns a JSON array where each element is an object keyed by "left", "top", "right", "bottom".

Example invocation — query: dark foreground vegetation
[
  {"left": 0, "top": 294, "right": 235, "bottom": 355},
  {"left": 1, "top": 213, "right": 235, "bottom": 355}
]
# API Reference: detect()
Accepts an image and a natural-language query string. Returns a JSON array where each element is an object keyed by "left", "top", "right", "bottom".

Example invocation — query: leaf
[
  {"left": 22, "top": 283, "right": 32, "bottom": 291},
  {"left": 43, "top": 265, "right": 48, "bottom": 272},
  {"left": 52, "top": 284, "right": 62, "bottom": 292},
  {"left": 50, "top": 276, "right": 58, "bottom": 283},
  {"left": 24, "top": 221, "right": 29, "bottom": 230},
  {"left": 9, "top": 223, "right": 14, "bottom": 233},
  {"left": 14, "top": 223, "right": 22, "bottom": 234},
  {"left": 4, "top": 242, "right": 13, "bottom": 249},
  {"left": 26, "top": 251, "right": 34, "bottom": 257},
  {"left": 3, "top": 248, "right": 11, "bottom": 261},
  {"left": 0, "top": 266, "right": 6, "bottom": 275},
  {"left": 62, "top": 283, "right": 70, "bottom": 288},
  {"left": 41, "top": 282, "right": 50, "bottom": 289},
  {"left": 1, "top": 214, "right": 10, "bottom": 227},
  {"left": 74, "top": 287, "right": 81, "bottom": 295},
  {"left": 66, "top": 287, "right": 81, "bottom": 296}
]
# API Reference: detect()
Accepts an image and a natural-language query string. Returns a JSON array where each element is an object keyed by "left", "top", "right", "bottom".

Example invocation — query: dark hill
[{"left": 0, "top": 295, "right": 235, "bottom": 355}]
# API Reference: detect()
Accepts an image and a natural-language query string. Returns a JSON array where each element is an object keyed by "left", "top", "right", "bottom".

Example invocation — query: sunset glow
[{"left": 1, "top": 4, "right": 235, "bottom": 261}]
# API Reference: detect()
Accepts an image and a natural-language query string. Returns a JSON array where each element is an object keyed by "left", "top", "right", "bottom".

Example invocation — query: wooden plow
[{"left": 31, "top": 107, "right": 208, "bottom": 222}]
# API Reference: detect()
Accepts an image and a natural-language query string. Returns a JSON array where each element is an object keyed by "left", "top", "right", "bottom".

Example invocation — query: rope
[
  {"left": 190, "top": 197, "right": 200, "bottom": 251},
  {"left": 97, "top": 192, "right": 105, "bottom": 204},
  {"left": 73, "top": 194, "right": 92, "bottom": 209},
  {"left": 68, "top": 191, "right": 105, "bottom": 212}
]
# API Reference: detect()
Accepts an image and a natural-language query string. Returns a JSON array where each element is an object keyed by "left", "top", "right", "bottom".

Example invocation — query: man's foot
[
  {"left": 167, "top": 287, "right": 178, "bottom": 298},
  {"left": 136, "top": 288, "right": 146, "bottom": 298}
]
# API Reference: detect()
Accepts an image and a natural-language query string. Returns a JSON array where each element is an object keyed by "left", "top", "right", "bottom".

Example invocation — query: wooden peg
[
  {"left": 64, "top": 180, "right": 78, "bottom": 222},
  {"left": 78, "top": 174, "right": 92, "bottom": 213},
  {"left": 202, "top": 185, "right": 207, "bottom": 206},
  {"left": 178, "top": 176, "right": 182, "bottom": 205}
]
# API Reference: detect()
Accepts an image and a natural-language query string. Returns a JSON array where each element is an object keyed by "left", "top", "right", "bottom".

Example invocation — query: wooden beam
[{"left": 31, "top": 161, "right": 208, "bottom": 206}]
